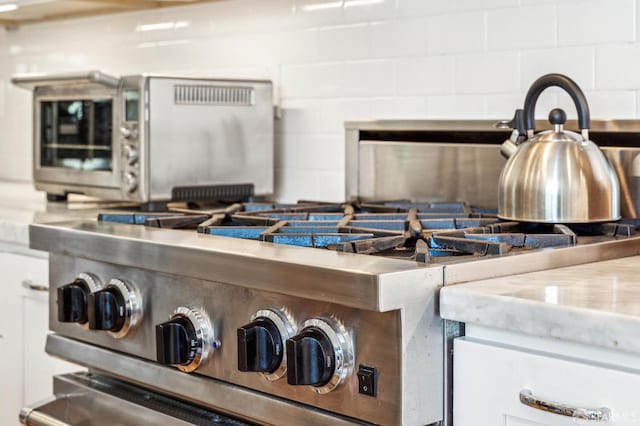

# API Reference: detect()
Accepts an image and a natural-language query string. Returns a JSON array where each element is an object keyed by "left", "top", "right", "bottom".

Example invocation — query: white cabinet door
[
  {"left": 0, "top": 251, "right": 81, "bottom": 426},
  {"left": 0, "top": 252, "right": 26, "bottom": 426},
  {"left": 22, "top": 287, "right": 80, "bottom": 405},
  {"left": 454, "top": 337, "right": 640, "bottom": 426}
]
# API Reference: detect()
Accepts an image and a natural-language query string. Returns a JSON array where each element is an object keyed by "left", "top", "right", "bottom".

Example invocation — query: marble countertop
[
  {"left": 0, "top": 181, "right": 105, "bottom": 247},
  {"left": 440, "top": 256, "right": 640, "bottom": 354}
]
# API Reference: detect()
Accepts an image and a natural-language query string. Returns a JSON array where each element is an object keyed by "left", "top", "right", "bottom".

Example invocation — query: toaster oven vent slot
[{"left": 174, "top": 85, "right": 254, "bottom": 106}]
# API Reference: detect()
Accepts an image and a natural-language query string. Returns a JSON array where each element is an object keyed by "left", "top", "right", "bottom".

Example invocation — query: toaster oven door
[{"left": 33, "top": 92, "right": 123, "bottom": 195}]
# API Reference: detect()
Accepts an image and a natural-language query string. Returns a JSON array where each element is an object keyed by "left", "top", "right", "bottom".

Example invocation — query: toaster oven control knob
[
  {"left": 155, "top": 307, "right": 214, "bottom": 373},
  {"left": 57, "top": 273, "right": 101, "bottom": 325},
  {"left": 123, "top": 145, "right": 139, "bottom": 165},
  {"left": 237, "top": 309, "right": 295, "bottom": 380},
  {"left": 286, "top": 318, "right": 353, "bottom": 394},
  {"left": 120, "top": 126, "right": 137, "bottom": 139},
  {"left": 87, "top": 278, "right": 142, "bottom": 338},
  {"left": 124, "top": 172, "right": 138, "bottom": 193}
]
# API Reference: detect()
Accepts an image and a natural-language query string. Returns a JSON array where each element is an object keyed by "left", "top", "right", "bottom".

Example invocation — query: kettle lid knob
[{"left": 548, "top": 108, "right": 567, "bottom": 125}]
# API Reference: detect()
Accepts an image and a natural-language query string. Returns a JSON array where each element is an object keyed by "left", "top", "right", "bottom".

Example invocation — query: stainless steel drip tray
[{"left": 21, "top": 372, "right": 249, "bottom": 426}]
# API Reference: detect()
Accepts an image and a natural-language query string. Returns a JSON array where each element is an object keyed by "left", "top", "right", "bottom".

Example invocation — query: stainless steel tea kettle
[{"left": 498, "top": 73, "right": 620, "bottom": 223}]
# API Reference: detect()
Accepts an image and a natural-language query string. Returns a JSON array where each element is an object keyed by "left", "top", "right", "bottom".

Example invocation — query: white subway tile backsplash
[
  {"left": 281, "top": 62, "right": 343, "bottom": 98},
  {"left": 370, "top": 97, "right": 428, "bottom": 118},
  {"left": 559, "top": 90, "right": 637, "bottom": 119},
  {"left": 426, "top": 94, "right": 487, "bottom": 118},
  {"left": 486, "top": 4, "right": 556, "bottom": 51},
  {"left": 486, "top": 93, "right": 522, "bottom": 118},
  {"left": 479, "top": 0, "right": 519, "bottom": 9},
  {"left": 275, "top": 133, "right": 298, "bottom": 169},
  {"left": 343, "top": 0, "right": 396, "bottom": 23},
  {"left": 396, "top": 55, "right": 454, "bottom": 95},
  {"left": 340, "top": 60, "right": 397, "bottom": 96},
  {"left": 281, "top": 60, "right": 395, "bottom": 98},
  {"left": 521, "top": 47, "right": 594, "bottom": 90},
  {"left": 320, "top": 98, "right": 374, "bottom": 132},
  {"left": 293, "top": 0, "right": 345, "bottom": 27},
  {"left": 1, "top": 0, "right": 639, "bottom": 201},
  {"left": 317, "top": 23, "right": 370, "bottom": 61},
  {"left": 558, "top": 0, "right": 635, "bottom": 46},
  {"left": 455, "top": 51, "right": 520, "bottom": 93},
  {"left": 369, "top": 18, "right": 427, "bottom": 58},
  {"left": 315, "top": 171, "right": 346, "bottom": 202},
  {"left": 426, "top": 11, "right": 485, "bottom": 55},
  {"left": 396, "top": 0, "right": 430, "bottom": 17},
  {"left": 596, "top": 43, "right": 640, "bottom": 89},
  {"left": 280, "top": 99, "right": 324, "bottom": 134},
  {"left": 275, "top": 167, "right": 319, "bottom": 202},
  {"left": 0, "top": 79, "right": 5, "bottom": 118},
  {"left": 296, "top": 134, "right": 344, "bottom": 171}
]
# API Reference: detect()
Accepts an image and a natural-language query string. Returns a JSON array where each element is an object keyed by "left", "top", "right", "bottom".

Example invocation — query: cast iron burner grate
[{"left": 97, "top": 201, "right": 637, "bottom": 263}]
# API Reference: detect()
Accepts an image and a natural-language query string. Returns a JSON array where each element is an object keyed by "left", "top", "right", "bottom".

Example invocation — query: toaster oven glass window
[
  {"left": 40, "top": 99, "right": 113, "bottom": 171},
  {"left": 124, "top": 90, "right": 139, "bottom": 122}
]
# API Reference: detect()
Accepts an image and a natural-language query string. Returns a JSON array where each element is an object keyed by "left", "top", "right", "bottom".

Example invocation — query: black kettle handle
[{"left": 523, "top": 73, "right": 590, "bottom": 131}]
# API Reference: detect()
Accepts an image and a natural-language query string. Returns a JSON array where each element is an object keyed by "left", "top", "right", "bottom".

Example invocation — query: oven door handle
[
  {"left": 12, "top": 71, "right": 120, "bottom": 90},
  {"left": 20, "top": 396, "right": 72, "bottom": 426}
]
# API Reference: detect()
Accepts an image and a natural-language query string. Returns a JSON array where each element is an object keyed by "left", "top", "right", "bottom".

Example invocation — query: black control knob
[
  {"left": 87, "top": 287, "right": 126, "bottom": 332},
  {"left": 156, "top": 317, "right": 198, "bottom": 366},
  {"left": 57, "top": 280, "right": 90, "bottom": 323},
  {"left": 286, "top": 327, "right": 335, "bottom": 386},
  {"left": 237, "top": 317, "right": 283, "bottom": 373}
]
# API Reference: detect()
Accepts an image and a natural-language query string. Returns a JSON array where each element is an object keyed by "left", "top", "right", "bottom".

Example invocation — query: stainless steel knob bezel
[
  {"left": 105, "top": 278, "right": 142, "bottom": 339},
  {"left": 76, "top": 272, "right": 102, "bottom": 331},
  {"left": 299, "top": 317, "right": 354, "bottom": 394},
  {"left": 250, "top": 308, "right": 295, "bottom": 381},
  {"left": 169, "top": 306, "right": 215, "bottom": 373}
]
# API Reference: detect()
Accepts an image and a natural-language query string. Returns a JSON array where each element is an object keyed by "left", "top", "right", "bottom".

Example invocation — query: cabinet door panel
[
  {"left": 0, "top": 252, "right": 47, "bottom": 426},
  {"left": 22, "top": 290, "right": 81, "bottom": 405},
  {"left": 454, "top": 338, "right": 640, "bottom": 426},
  {"left": 505, "top": 416, "right": 552, "bottom": 426}
]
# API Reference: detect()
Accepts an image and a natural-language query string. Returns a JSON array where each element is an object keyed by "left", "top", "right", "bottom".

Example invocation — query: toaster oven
[{"left": 13, "top": 71, "right": 274, "bottom": 202}]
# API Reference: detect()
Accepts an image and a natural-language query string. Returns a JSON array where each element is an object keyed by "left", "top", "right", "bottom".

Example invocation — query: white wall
[{"left": 0, "top": 0, "right": 638, "bottom": 202}]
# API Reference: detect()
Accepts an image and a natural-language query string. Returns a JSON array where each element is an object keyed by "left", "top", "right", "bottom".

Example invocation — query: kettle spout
[
  {"left": 497, "top": 109, "right": 525, "bottom": 159},
  {"left": 500, "top": 130, "right": 519, "bottom": 159}
]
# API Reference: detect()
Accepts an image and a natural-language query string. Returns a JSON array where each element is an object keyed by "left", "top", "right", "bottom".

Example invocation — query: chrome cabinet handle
[
  {"left": 520, "top": 389, "right": 611, "bottom": 421},
  {"left": 21, "top": 279, "right": 49, "bottom": 292}
]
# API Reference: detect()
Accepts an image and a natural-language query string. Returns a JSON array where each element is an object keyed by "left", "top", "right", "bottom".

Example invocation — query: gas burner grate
[{"left": 97, "top": 201, "right": 637, "bottom": 263}]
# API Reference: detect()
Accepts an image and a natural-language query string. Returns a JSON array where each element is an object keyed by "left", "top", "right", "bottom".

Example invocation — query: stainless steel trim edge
[
  {"left": 344, "top": 118, "right": 640, "bottom": 132},
  {"left": 45, "top": 334, "right": 367, "bottom": 426},
  {"left": 12, "top": 70, "right": 120, "bottom": 90},
  {"left": 29, "top": 221, "right": 434, "bottom": 312}
]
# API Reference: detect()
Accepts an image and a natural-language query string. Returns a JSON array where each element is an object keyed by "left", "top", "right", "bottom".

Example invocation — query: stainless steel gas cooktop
[
  {"left": 97, "top": 199, "right": 640, "bottom": 265},
  {"left": 26, "top": 119, "right": 640, "bottom": 426}
]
